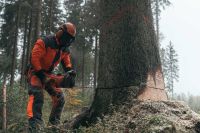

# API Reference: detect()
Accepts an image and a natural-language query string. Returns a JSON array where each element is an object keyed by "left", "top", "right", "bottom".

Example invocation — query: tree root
[{"left": 63, "top": 106, "right": 95, "bottom": 129}]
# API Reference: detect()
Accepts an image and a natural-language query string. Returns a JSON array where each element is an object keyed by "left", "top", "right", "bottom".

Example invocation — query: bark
[
  {"left": 0, "top": 90, "right": 1, "bottom": 129},
  {"left": 20, "top": 14, "right": 28, "bottom": 87},
  {"left": 25, "top": 0, "right": 42, "bottom": 66},
  {"left": 2, "top": 73, "right": 7, "bottom": 132},
  {"left": 10, "top": 1, "right": 21, "bottom": 89},
  {"left": 81, "top": 45, "right": 85, "bottom": 91},
  {"left": 93, "top": 34, "right": 98, "bottom": 89},
  {"left": 155, "top": 0, "right": 160, "bottom": 48},
  {"left": 81, "top": 0, "right": 87, "bottom": 92},
  {"left": 25, "top": 8, "right": 33, "bottom": 67},
  {"left": 24, "top": 0, "right": 42, "bottom": 90},
  {"left": 48, "top": 0, "right": 53, "bottom": 34},
  {"left": 34, "top": 0, "right": 42, "bottom": 41},
  {"left": 67, "top": 0, "right": 165, "bottom": 129}
]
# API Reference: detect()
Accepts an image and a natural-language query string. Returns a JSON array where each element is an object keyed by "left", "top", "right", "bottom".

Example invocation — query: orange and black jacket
[{"left": 31, "top": 35, "right": 72, "bottom": 73}]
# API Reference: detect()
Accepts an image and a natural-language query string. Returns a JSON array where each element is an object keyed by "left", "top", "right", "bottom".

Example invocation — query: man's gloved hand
[
  {"left": 64, "top": 67, "right": 76, "bottom": 78},
  {"left": 61, "top": 69, "right": 76, "bottom": 88},
  {"left": 67, "top": 70, "right": 76, "bottom": 88},
  {"left": 63, "top": 67, "right": 72, "bottom": 73},
  {"left": 35, "top": 70, "right": 46, "bottom": 84},
  {"left": 67, "top": 70, "right": 76, "bottom": 77}
]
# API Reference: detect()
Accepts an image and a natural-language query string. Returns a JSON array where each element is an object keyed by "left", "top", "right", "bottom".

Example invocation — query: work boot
[
  {"left": 49, "top": 118, "right": 61, "bottom": 126},
  {"left": 28, "top": 118, "right": 45, "bottom": 133},
  {"left": 46, "top": 120, "right": 61, "bottom": 132}
]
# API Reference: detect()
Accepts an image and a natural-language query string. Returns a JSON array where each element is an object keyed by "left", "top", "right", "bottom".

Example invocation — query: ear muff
[
  {"left": 55, "top": 24, "right": 68, "bottom": 39},
  {"left": 55, "top": 29, "right": 64, "bottom": 39}
]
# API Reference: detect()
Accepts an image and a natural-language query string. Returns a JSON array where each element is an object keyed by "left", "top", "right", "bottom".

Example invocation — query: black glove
[
  {"left": 63, "top": 67, "right": 76, "bottom": 78},
  {"left": 63, "top": 67, "right": 72, "bottom": 73},
  {"left": 61, "top": 70, "right": 76, "bottom": 88},
  {"left": 67, "top": 70, "right": 76, "bottom": 77},
  {"left": 35, "top": 70, "right": 46, "bottom": 83},
  {"left": 69, "top": 70, "right": 76, "bottom": 87}
]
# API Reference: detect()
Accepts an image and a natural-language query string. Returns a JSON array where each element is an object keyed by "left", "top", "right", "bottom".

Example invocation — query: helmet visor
[{"left": 61, "top": 30, "right": 75, "bottom": 46}]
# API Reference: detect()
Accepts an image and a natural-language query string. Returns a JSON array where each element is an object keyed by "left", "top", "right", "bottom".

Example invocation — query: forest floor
[
  {"left": 77, "top": 100, "right": 200, "bottom": 133},
  {"left": 3, "top": 97, "right": 200, "bottom": 133}
]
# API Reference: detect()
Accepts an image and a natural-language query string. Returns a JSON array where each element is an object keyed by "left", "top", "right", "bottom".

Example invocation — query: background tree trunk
[
  {"left": 20, "top": 14, "right": 28, "bottom": 87},
  {"left": 2, "top": 73, "right": 7, "bottom": 132},
  {"left": 81, "top": 0, "right": 87, "bottom": 92},
  {"left": 93, "top": 34, "right": 98, "bottom": 89},
  {"left": 34, "top": 0, "right": 42, "bottom": 41},
  {"left": 10, "top": 1, "right": 21, "bottom": 89},
  {"left": 47, "top": 0, "right": 53, "bottom": 34},
  {"left": 25, "top": 0, "right": 42, "bottom": 66},
  {"left": 155, "top": 0, "right": 160, "bottom": 48},
  {"left": 81, "top": 45, "right": 85, "bottom": 91},
  {"left": 71, "top": 0, "right": 167, "bottom": 128}
]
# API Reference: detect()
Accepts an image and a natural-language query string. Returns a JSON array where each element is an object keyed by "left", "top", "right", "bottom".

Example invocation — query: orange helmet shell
[{"left": 65, "top": 22, "right": 76, "bottom": 37}]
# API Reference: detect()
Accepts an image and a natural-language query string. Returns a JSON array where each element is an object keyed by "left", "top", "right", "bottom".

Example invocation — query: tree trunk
[
  {"left": 81, "top": 0, "right": 87, "bottom": 92},
  {"left": 2, "top": 73, "right": 7, "bottom": 132},
  {"left": 10, "top": 1, "right": 21, "bottom": 89},
  {"left": 25, "top": 10, "right": 33, "bottom": 68},
  {"left": 20, "top": 14, "right": 28, "bottom": 87},
  {"left": 48, "top": 0, "right": 53, "bottom": 34},
  {"left": 69, "top": 0, "right": 167, "bottom": 128},
  {"left": 25, "top": 0, "right": 42, "bottom": 66},
  {"left": 93, "top": 34, "right": 98, "bottom": 89},
  {"left": 34, "top": 0, "right": 42, "bottom": 41},
  {"left": 24, "top": 0, "right": 42, "bottom": 90},
  {"left": 155, "top": 0, "right": 160, "bottom": 48},
  {"left": 81, "top": 45, "right": 85, "bottom": 91}
]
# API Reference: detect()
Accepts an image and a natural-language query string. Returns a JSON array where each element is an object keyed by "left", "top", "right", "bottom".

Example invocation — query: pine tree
[
  {"left": 2, "top": 73, "right": 6, "bottom": 131},
  {"left": 0, "top": 0, "right": 33, "bottom": 88},
  {"left": 151, "top": 0, "right": 171, "bottom": 48},
  {"left": 64, "top": 0, "right": 94, "bottom": 88},
  {"left": 0, "top": 1, "right": 18, "bottom": 89},
  {"left": 0, "top": 0, "right": 14, "bottom": 130},
  {"left": 0, "top": 0, "right": 31, "bottom": 129},
  {"left": 20, "top": 11, "right": 29, "bottom": 86},
  {"left": 165, "top": 41, "right": 179, "bottom": 98},
  {"left": 25, "top": 0, "right": 42, "bottom": 74},
  {"left": 84, "top": 0, "right": 100, "bottom": 88},
  {"left": 160, "top": 47, "right": 167, "bottom": 80},
  {"left": 41, "top": 0, "right": 62, "bottom": 36},
  {"left": 70, "top": 0, "right": 167, "bottom": 128},
  {"left": 10, "top": 0, "right": 22, "bottom": 89}
]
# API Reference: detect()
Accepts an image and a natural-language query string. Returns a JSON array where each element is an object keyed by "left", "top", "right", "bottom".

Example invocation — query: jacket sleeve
[
  {"left": 31, "top": 39, "right": 46, "bottom": 71},
  {"left": 61, "top": 52, "right": 72, "bottom": 71}
]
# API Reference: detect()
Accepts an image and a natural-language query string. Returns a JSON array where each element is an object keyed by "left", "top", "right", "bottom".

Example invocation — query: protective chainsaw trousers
[{"left": 26, "top": 74, "right": 65, "bottom": 130}]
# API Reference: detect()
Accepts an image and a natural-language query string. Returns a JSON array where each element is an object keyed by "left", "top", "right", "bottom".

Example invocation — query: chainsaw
[{"left": 44, "top": 70, "right": 76, "bottom": 88}]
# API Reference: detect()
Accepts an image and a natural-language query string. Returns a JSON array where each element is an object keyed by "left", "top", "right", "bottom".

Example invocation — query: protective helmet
[
  {"left": 57, "top": 22, "right": 76, "bottom": 47},
  {"left": 65, "top": 22, "right": 76, "bottom": 37}
]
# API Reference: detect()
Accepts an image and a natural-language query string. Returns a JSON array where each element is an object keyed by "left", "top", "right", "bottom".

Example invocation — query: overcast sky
[{"left": 160, "top": 0, "right": 200, "bottom": 95}]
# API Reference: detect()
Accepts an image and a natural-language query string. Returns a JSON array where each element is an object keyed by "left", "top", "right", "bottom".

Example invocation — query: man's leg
[
  {"left": 27, "top": 75, "right": 44, "bottom": 131},
  {"left": 45, "top": 86, "right": 65, "bottom": 125}
]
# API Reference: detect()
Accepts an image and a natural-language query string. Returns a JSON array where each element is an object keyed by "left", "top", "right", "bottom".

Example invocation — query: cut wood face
[{"left": 137, "top": 67, "right": 168, "bottom": 101}]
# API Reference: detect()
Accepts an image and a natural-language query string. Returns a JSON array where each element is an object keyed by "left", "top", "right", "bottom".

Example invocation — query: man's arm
[
  {"left": 61, "top": 52, "right": 72, "bottom": 72},
  {"left": 61, "top": 53, "right": 76, "bottom": 88},
  {"left": 31, "top": 39, "right": 46, "bottom": 71},
  {"left": 31, "top": 39, "right": 46, "bottom": 82}
]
